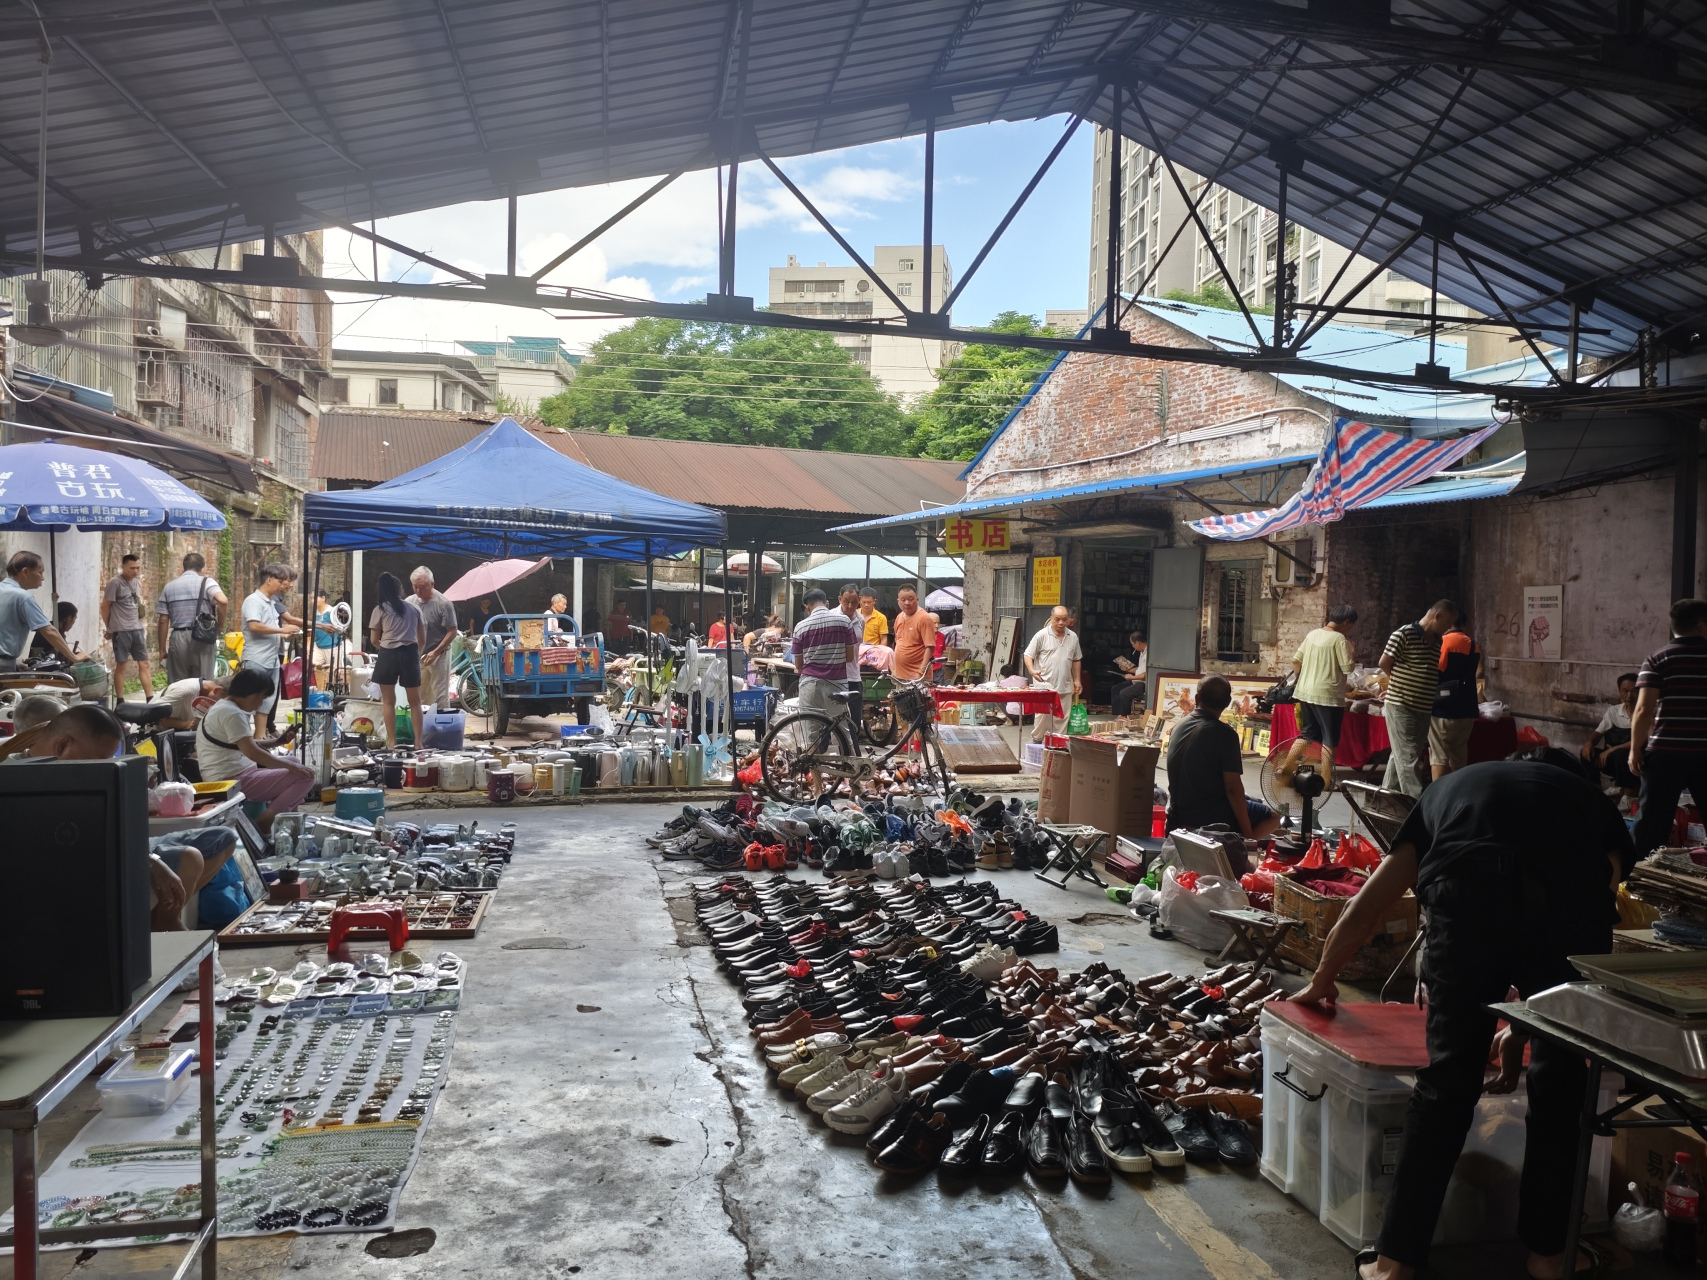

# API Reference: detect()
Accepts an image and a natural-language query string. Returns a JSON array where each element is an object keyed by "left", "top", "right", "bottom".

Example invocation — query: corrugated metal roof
[
  {"left": 312, "top": 411, "right": 966, "bottom": 519},
  {"left": 833, "top": 452, "right": 1320, "bottom": 532},
  {"left": 796, "top": 554, "right": 964, "bottom": 582},
  {"left": 2, "top": 1, "right": 1702, "bottom": 363},
  {"left": 1356, "top": 472, "right": 1523, "bottom": 509}
]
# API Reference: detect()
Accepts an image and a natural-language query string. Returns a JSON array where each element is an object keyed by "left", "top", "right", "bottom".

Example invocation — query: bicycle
[{"left": 758, "top": 678, "right": 952, "bottom": 803}]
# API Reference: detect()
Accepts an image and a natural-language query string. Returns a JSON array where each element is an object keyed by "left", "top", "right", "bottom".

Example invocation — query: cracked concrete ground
[{"left": 0, "top": 802, "right": 1670, "bottom": 1278}]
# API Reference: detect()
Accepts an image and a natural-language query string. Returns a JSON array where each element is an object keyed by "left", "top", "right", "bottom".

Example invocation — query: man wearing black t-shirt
[
  {"left": 1631, "top": 597, "right": 1707, "bottom": 854},
  {"left": 1164, "top": 675, "right": 1281, "bottom": 839},
  {"left": 1292, "top": 752, "right": 1634, "bottom": 1280}
]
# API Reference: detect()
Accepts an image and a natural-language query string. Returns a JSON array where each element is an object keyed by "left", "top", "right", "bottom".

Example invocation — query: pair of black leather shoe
[
  {"left": 1161, "top": 1103, "right": 1257, "bottom": 1165},
  {"left": 940, "top": 1111, "right": 1026, "bottom": 1175},
  {"left": 1022, "top": 1110, "right": 1108, "bottom": 1183}
]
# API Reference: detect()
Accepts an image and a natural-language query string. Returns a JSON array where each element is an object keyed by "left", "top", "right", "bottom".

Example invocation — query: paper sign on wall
[
  {"left": 1032, "top": 556, "right": 1062, "bottom": 606},
  {"left": 1523, "top": 585, "right": 1562, "bottom": 660},
  {"left": 943, "top": 518, "right": 1009, "bottom": 553}
]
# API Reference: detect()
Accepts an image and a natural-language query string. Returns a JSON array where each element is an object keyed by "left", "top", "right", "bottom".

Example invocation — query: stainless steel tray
[
  {"left": 1570, "top": 951, "right": 1707, "bottom": 1015},
  {"left": 1528, "top": 982, "right": 1707, "bottom": 1078}
]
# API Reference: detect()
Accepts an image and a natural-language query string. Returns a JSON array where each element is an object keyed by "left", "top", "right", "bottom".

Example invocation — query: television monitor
[{"left": 0, "top": 756, "right": 152, "bottom": 1018}]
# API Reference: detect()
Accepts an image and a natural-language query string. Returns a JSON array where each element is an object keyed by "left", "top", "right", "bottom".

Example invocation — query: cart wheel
[
  {"left": 862, "top": 698, "right": 898, "bottom": 747},
  {"left": 493, "top": 690, "right": 510, "bottom": 736}
]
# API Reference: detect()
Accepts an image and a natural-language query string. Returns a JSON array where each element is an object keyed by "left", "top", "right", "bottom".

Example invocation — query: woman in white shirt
[
  {"left": 1581, "top": 670, "right": 1639, "bottom": 794},
  {"left": 369, "top": 572, "right": 426, "bottom": 748}
]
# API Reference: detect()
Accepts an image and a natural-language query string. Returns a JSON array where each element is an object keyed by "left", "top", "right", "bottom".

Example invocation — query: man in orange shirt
[{"left": 891, "top": 586, "right": 937, "bottom": 681}]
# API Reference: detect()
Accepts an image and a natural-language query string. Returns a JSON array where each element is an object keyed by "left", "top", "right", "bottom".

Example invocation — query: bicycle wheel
[
  {"left": 456, "top": 672, "right": 488, "bottom": 715},
  {"left": 862, "top": 696, "right": 898, "bottom": 747},
  {"left": 760, "top": 710, "right": 857, "bottom": 804}
]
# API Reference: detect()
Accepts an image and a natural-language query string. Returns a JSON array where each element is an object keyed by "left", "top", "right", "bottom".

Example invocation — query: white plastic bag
[
  {"left": 587, "top": 702, "right": 613, "bottom": 732},
  {"left": 1156, "top": 866, "right": 1250, "bottom": 950},
  {"left": 150, "top": 781, "right": 196, "bottom": 818}
]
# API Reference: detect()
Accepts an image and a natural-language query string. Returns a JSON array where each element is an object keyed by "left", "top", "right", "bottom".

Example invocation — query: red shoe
[{"left": 744, "top": 843, "right": 766, "bottom": 871}]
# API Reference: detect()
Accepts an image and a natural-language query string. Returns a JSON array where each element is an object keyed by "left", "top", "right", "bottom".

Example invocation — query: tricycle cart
[{"left": 478, "top": 613, "right": 606, "bottom": 735}]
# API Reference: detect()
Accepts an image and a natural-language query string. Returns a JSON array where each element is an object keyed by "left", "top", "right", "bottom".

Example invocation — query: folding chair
[{"left": 1033, "top": 823, "right": 1110, "bottom": 890}]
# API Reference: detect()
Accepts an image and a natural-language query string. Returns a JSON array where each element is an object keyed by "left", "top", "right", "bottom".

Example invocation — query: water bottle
[{"left": 1665, "top": 1151, "right": 1698, "bottom": 1265}]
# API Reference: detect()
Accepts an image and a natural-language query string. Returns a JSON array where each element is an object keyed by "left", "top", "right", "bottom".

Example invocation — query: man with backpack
[{"left": 156, "top": 551, "right": 228, "bottom": 683}]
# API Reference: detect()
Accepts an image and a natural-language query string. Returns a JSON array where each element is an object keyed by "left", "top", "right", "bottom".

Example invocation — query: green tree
[
  {"left": 906, "top": 311, "right": 1063, "bottom": 462},
  {"left": 1162, "top": 281, "right": 1239, "bottom": 310},
  {"left": 535, "top": 318, "right": 910, "bottom": 454}
]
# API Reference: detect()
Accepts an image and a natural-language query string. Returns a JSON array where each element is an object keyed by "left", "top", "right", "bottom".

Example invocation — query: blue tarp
[{"left": 304, "top": 418, "right": 726, "bottom": 559}]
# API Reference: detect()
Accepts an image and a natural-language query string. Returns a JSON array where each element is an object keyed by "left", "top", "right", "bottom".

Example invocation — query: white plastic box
[
  {"left": 1260, "top": 1008, "right": 1616, "bottom": 1251},
  {"left": 97, "top": 1047, "right": 195, "bottom": 1117}
]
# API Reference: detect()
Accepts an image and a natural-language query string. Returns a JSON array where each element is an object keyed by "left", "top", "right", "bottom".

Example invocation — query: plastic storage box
[
  {"left": 97, "top": 1047, "right": 196, "bottom": 1116},
  {"left": 1260, "top": 1007, "right": 1617, "bottom": 1250}
]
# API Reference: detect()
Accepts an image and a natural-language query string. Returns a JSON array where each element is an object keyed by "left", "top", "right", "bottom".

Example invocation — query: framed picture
[{"left": 1154, "top": 671, "right": 1279, "bottom": 726}]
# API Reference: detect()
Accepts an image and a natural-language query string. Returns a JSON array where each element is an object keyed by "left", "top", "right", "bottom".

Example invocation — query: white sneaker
[
  {"left": 959, "top": 942, "right": 1017, "bottom": 982},
  {"left": 824, "top": 1070, "right": 904, "bottom": 1134},
  {"left": 793, "top": 1057, "right": 852, "bottom": 1099},
  {"left": 766, "top": 1033, "right": 849, "bottom": 1071},
  {"left": 775, "top": 1048, "right": 846, "bottom": 1087},
  {"left": 805, "top": 1068, "right": 868, "bottom": 1112}
]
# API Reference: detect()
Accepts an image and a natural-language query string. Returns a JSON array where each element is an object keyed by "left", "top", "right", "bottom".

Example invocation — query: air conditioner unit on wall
[{"left": 1271, "top": 534, "right": 1316, "bottom": 588}]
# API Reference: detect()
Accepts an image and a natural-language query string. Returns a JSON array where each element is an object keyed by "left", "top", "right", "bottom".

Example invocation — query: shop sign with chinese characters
[
  {"left": 942, "top": 518, "right": 1009, "bottom": 554},
  {"left": 1032, "top": 556, "right": 1062, "bottom": 606}
]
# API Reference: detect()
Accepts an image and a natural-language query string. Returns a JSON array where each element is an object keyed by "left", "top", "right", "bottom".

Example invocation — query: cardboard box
[
  {"left": 1067, "top": 736, "right": 1160, "bottom": 837},
  {"left": 1038, "top": 748, "right": 1073, "bottom": 823},
  {"left": 1272, "top": 875, "right": 1419, "bottom": 981}
]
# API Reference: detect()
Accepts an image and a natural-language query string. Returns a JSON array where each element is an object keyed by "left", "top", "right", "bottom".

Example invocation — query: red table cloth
[
  {"left": 1269, "top": 703, "right": 1518, "bottom": 769},
  {"left": 932, "top": 686, "right": 1065, "bottom": 718}
]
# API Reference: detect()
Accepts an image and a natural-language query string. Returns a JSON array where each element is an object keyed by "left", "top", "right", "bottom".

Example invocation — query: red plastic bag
[
  {"left": 1175, "top": 870, "right": 1201, "bottom": 892},
  {"left": 1333, "top": 832, "right": 1382, "bottom": 871},
  {"left": 1515, "top": 725, "right": 1550, "bottom": 747},
  {"left": 282, "top": 657, "right": 304, "bottom": 700},
  {"left": 1240, "top": 870, "right": 1276, "bottom": 895},
  {"left": 736, "top": 755, "right": 763, "bottom": 786},
  {"left": 1299, "top": 837, "right": 1327, "bottom": 869}
]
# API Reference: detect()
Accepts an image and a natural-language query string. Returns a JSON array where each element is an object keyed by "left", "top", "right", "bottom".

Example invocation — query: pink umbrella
[
  {"left": 722, "top": 551, "right": 782, "bottom": 575},
  {"left": 441, "top": 556, "right": 553, "bottom": 602}
]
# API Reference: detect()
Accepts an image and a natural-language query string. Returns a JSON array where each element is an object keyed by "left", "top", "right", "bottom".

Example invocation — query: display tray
[
  {"left": 219, "top": 892, "right": 492, "bottom": 945},
  {"left": 0, "top": 970, "right": 463, "bottom": 1244},
  {"left": 1570, "top": 951, "right": 1707, "bottom": 1014},
  {"left": 1527, "top": 981, "right": 1707, "bottom": 1078}
]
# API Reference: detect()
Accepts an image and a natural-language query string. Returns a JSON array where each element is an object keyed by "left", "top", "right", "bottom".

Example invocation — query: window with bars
[
  {"left": 1216, "top": 563, "right": 1260, "bottom": 661},
  {"left": 274, "top": 400, "right": 309, "bottom": 483},
  {"left": 377, "top": 379, "right": 398, "bottom": 405},
  {"left": 181, "top": 335, "right": 249, "bottom": 449}
]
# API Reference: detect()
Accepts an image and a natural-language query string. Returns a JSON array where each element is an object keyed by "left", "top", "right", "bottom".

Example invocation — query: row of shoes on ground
[
  {"left": 990, "top": 959, "right": 1275, "bottom": 1110},
  {"left": 650, "top": 792, "right": 1054, "bottom": 876}
]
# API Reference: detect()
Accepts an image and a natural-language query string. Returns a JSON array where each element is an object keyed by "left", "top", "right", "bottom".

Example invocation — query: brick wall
[{"left": 1327, "top": 510, "right": 1467, "bottom": 666}]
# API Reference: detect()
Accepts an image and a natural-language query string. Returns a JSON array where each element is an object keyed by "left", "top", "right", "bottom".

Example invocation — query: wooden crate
[{"left": 1271, "top": 875, "right": 1418, "bottom": 982}]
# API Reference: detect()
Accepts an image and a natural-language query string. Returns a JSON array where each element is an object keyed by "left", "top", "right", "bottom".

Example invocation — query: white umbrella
[{"left": 924, "top": 585, "right": 964, "bottom": 610}]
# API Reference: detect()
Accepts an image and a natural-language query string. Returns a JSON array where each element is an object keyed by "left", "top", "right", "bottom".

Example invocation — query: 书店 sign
[{"left": 942, "top": 518, "right": 1010, "bottom": 554}]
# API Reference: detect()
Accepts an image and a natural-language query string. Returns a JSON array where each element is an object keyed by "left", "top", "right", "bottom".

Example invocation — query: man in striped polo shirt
[
  {"left": 1378, "top": 599, "right": 1459, "bottom": 797},
  {"left": 789, "top": 587, "right": 859, "bottom": 723},
  {"left": 1631, "top": 598, "right": 1707, "bottom": 854}
]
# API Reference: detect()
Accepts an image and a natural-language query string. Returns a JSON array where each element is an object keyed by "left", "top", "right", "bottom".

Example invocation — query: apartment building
[
  {"left": 1087, "top": 129, "right": 1473, "bottom": 340},
  {"left": 767, "top": 245, "right": 959, "bottom": 402},
  {"left": 455, "top": 336, "right": 579, "bottom": 413},
  {"left": 327, "top": 350, "right": 492, "bottom": 414}
]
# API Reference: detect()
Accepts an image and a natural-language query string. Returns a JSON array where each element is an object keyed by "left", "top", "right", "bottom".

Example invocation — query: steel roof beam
[
  {"left": 432, "top": 0, "right": 489, "bottom": 154},
  {"left": 60, "top": 35, "right": 229, "bottom": 189},
  {"left": 1091, "top": 0, "right": 1707, "bottom": 106},
  {"left": 204, "top": 4, "right": 362, "bottom": 173},
  {"left": 1, "top": 246, "right": 1582, "bottom": 398}
]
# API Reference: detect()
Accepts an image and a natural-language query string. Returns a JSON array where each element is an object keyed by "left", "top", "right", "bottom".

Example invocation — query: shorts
[
  {"left": 374, "top": 642, "right": 422, "bottom": 689},
  {"left": 111, "top": 629, "right": 148, "bottom": 663},
  {"left": 151, "top": 826, "right": 238, "bottom": 875},
  {"left": 1297, "top": 701, "right": 1345, "bottom": 749},
  {"left": 1429, "top": 715, "right": 1476, "bottom": 771}
]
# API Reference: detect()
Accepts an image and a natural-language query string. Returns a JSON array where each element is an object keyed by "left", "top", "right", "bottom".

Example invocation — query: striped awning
[{"left": 1189, "top": 418, "right": 1500, "bottom": 540}]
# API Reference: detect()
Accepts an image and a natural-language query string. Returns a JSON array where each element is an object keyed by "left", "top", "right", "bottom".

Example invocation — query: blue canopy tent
[
  {"left": 301, "top": 418, "right": 736, "bottom": 743},
  {"left": 303, "top": 418, "right": 725, "bottom": 559}
]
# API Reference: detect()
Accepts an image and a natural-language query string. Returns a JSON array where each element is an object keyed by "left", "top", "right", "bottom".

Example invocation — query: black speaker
[{"left": 0, "top": 757, "right": 152, "bottom": 1017}]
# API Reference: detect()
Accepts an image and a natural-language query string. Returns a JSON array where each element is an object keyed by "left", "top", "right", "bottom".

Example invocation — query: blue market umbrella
[
  {"left": 0, "top": 440, "right": 226, "bottom": 531},
  {"left": 0, "top": 439, "right": 226, "bottom": 603}
]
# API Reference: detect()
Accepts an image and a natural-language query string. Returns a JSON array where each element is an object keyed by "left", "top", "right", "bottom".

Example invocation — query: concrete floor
[{"left": 0, "top": 801, "right": 1659, "bottom": 1279}]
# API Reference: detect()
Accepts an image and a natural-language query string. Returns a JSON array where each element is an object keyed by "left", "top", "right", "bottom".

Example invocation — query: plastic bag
[
  {"left": 1612, "top": 1184, "right": 1664, "bottom": 1253},
  {"left": 150, "top": 781, "right": 196, "bottom": 817},
  {"left": 1240, "top": 870, "right": 1276, "bottom": 896},
  {"left": 587, "top": 702, "right": 613, "bottom": 732},
  {"left": 1515, "top": 725, "right": 1550, "bottom": 747},
  {"left": 1065, "top": 700, "right": 1091, "bottom": 735},
  {"left": 1333, "top": 831, "right": 1383, "bottom": 871},
  {"left": 736, "top": 754, "right": 764, "bottom": 787},
  {"left": 1156, "top": 866, "right": 1250, "bottom": 950}
]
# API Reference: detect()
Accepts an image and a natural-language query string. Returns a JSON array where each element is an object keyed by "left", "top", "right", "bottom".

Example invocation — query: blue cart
[{"left": 478, "top": 613, "right": 607, "bottom": 736}]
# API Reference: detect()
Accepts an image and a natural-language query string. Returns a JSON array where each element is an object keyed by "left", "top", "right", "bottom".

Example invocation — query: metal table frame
[
  {"left": 0, "top": 932, "right": 219, "bottom": 1280},
  {"left": 1492, "top": 1000, "right": 1707, "bottom": 1277},
  {"left": 1033, "top": 824, "right": 1110, "bottom": 890}
]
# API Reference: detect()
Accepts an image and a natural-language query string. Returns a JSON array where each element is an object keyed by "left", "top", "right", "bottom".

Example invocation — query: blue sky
[{"left": 323, "top": 117, "right": 1094, "bottom": 353}]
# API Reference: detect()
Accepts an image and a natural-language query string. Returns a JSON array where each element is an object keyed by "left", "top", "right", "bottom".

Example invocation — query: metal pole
[
  {"left": 1428, "top": 236, "right": 1440, "bottom": 367},
  {"left": 922, "top": 118, "right": 935, "bottom": 318},
  {"left": 1567, "top": 301, "right": 1581, "bottom": 383},
  {"left": 722, "top": 542, "right": 735, "bottom": 776},
  {"left": 1272, "top": 166, "right": 1287, "bottom": 351},
  {"left": 506, "top": 187, "right": 518, "bottom": 276},
  {"left": 917, "top": 529, "right": 928, "bottom": 599},
  {"left": 1103, "top": 83, "right": 1122, "bottom": 336},
  {"left": 719, "top": 1, "right": 753, "bottom": 295},
  {"left": 644, "top": 545, "right": 653, "bottom": 666},
  {"left": 572, "top": 556, "right": 583, "bottom": 634},
  {"left": 350, "top": 549, "right": 364, "bottom": 649},
  {"left": 696, "top": 550, "right": 705, "bottom": 641}
]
